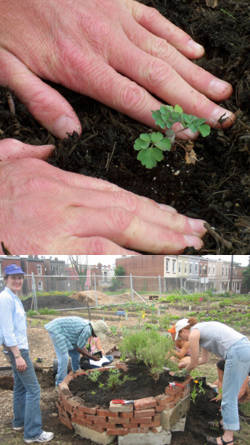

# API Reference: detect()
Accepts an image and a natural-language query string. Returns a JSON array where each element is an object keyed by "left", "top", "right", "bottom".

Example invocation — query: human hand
[
  {"left": 0, "top": 0, "right": 235, "bottom": 139},
  {"left": 15, "top": 356, "right": 27, "bottom": 372},
  {"left": 0, "top": 139, "right": 206, "bottom": 254}
]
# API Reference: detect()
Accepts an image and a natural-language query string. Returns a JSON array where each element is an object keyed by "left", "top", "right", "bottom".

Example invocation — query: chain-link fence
[{"left": 0, "top": 272, "right": 242, "bottom": 311}]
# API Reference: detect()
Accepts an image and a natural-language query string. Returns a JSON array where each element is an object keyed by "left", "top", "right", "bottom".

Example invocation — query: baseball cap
[
  {"left": 175, "top": 318, "right": 189, "bottom": 340},
  {"left": 4, "top": 264, "right": 25, "bottom": 276}
]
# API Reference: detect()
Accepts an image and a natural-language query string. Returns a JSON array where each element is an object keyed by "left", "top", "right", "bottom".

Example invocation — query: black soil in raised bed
[{"left": 0, "top": 0, "right": 249, "bottom": 253}]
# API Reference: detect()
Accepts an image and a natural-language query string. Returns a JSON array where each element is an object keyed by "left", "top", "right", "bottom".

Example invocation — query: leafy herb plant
[{"left": 134, "top": 104, "right": 211, "bottom": 168}]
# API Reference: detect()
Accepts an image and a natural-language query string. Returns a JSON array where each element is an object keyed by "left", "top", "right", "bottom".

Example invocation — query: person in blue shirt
[
  {"left": 44, "top": 317, "right": 110, "bottom": 386},
  {"left": 0, "top": 264, "right": 54, "bottom": 444}
]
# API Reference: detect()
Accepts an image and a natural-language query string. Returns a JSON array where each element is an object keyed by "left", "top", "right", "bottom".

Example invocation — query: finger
[
  {"left": 108, "top": 36, "right": 235, "bottom": 128},
  {"left": 126, "top": 0, "right": 204, "bottom": 59},
  {"left": 59, "top": 187, "right": 206, "bottom": 237},
  {"left": 0, "top": 139, "right": 54, "bottom": 161},
  {"left": 0, "top": 48, "right": 81, "bottom": 138},
  {"left": 66, "top": 206, "right": 204, "bottom": 253},
  {"left": 123, "top": 22, "right": 232, "bottom": 102},
  {"left": 48, "top": 235, "right": 138, "bottom": 255},
  {"left": 55, "top": 42, "right": 195, "bottom": 138}
]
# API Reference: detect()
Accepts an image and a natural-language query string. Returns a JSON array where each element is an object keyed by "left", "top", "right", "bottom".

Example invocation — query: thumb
[
  {"left": 0, "top": 48, "right": 81, "bottom": 138},
  {"left": 0, "top": 138, "right": 55, "bottom": 161}
]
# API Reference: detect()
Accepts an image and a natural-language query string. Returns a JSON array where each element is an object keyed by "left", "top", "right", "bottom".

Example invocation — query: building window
[
  {"left": 37, "top": 280, "right": 43, "bottom": 291},
  {"left": 37, "top": 264, "right": 42, "bottom": 275},
  {"left": 178, "top": 262, "right": 181, "bottom": 273},
  {"left": 165, "top": 258, "right": 170, "bottom": 273},
  {"left": 185, "top": 263, "right": 188, "bottom": 273},
  {"left": 189, "top": 263, "right": 192, "bottom": 274},
  {"left": 172, "top": 260, "right": 176, "bottom": 273},
  {"left": 195, "top": 263, "right": 198, "bottom": 273}
]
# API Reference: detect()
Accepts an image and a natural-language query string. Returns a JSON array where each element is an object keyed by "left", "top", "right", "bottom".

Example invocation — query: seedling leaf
[
  {"left": 198, "top": 124, "right": 211, "bottom": 137},
  {"left": 137, "top": 147, "right": 164, "bottom": 169}
]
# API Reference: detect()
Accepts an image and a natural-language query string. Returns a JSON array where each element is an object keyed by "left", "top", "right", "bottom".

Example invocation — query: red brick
[
  {"left": 85, "top": 414, "right": 96, "bottom": 422},
  {"left": 134, "top": 409, "right": 155, "bottom": 418},
  {"left": 97, "top": 408, "right": 110, "bottom": 416},
  {"left": 127, "top": 427, "right": 140, "bottom": 433},
  {"left": 120, "top": 412, "right": 133, "bottom": 419},
  {"left": 92, "top": 415, "right": 107, "bottom": 423},
  {"left": 134, "top": 397, "right": 156, "bottom": 410},
  {"left": 107, "top": 411, "right": 119, "bottom": 417},
  {"left": 138, "top": 426, "right": 150, "bottom": 432},
  {"left": 108, "top": 417, "right": 129, "bottom": 425},
  {"left": 59, "top": 414, "right": 73, "bottom": 430},
  {"left": 136, "top": 417, "right": 153, "bottom": 425},
  {"left": 77, "top": 405, "right": 98, "bottom": 415}
]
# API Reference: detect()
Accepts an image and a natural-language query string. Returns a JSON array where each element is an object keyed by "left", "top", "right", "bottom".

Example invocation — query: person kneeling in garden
[
  {"left": 45, "top": 317, "right": 110, "bottom": 386},
  {"left": 175, "top": 318, "right": 250, "bottom": 445}
]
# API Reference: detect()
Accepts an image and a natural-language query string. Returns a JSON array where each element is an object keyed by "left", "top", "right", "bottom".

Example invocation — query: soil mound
[{"left": 22, "top": 294, "right": 85, "bottom": 311}]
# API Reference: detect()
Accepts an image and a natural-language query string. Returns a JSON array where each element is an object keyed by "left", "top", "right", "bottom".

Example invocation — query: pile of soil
[
  {"left": 0, "top": 0, "right": 249, "bottom": 253},
  {"left": 22, "top": 294, "right": 85, "bottom": 311}
]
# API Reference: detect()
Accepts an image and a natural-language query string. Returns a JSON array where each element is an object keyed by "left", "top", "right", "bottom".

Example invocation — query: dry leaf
[
  {"left": 185, "top": 148, "right": 197, "bottom": 165},
  {"left": 205, "top": 0, "right": 218, "bottom": 8}
]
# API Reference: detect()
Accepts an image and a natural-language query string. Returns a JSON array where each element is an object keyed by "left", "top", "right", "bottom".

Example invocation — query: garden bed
[
  {"left": 58, "top": 363, "right": 192, "bottom": 444},
  {"left": 0, "top": 0, "right": 249, "bottom": 253}
]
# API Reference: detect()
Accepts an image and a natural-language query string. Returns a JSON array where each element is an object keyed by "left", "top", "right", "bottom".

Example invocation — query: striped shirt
[
  {"left": 0, "top": 287, "right": 28, "bottom": 350},
  {"left": 44, "top": 316, "right": 92, "bottom": 354}
]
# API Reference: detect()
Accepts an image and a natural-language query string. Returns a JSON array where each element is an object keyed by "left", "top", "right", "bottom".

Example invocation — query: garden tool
[{"left": 111, "top": 399, "right": 134, "bottom": 404}]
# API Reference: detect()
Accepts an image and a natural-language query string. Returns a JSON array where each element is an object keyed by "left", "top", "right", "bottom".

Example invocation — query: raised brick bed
[{"left": 57, "top": 364, "right": 191, "bottom": 445}]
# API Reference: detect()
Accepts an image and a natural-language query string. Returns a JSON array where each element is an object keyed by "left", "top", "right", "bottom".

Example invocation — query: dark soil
[
  {"left": 0, "top": 0, "right": 249, "bottom": 253},
  {"left": 22, "top": 294, "right": 86, "bottom": 311},
  {"left": 69, "top": 361, "right": 180, "bottom": 407}
]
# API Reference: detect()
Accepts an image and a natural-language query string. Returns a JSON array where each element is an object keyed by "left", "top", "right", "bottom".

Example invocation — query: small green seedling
[{"left": 134, "top": 104, "right": 211, "bottom": 168}]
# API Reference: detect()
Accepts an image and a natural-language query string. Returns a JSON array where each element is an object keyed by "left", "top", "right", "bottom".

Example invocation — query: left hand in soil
[
  {"left": 0, "top": 139, "right": 207, "bottom": 254},
  {"left": 0, "top": 0, "right": 235, "bottom": 138}
]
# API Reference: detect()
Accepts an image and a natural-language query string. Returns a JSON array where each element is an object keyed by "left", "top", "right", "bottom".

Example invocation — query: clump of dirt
[{"left": 22, "top": 294, "right": 86, "bottom": 311}]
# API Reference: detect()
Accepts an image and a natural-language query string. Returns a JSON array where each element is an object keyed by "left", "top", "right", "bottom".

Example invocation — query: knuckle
[
  {"left": 84, "top": 237, "right": 108, "bottom": 254},
  {"left": 119, "top": 82, "right": 146, "bottom": 113},
  {"left": 146, "top": 59, "right": 172, "bottom": 88},
  {"left": 143, "top": 7, "right": 161, "bottom": 24},
  {"left": 112, "top": 191, "right": 138, "bottom": 213},
  {"left": 108, "top": 207, "right": 133, "bottom": 233}
]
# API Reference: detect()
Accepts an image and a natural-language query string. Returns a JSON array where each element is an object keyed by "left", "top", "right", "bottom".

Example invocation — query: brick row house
[{"left": 115, "top": 255, "right": 244, "bottom": 293}]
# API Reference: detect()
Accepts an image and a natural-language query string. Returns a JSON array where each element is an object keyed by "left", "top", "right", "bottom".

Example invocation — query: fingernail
[
  {"left": 209, "top": 79, "right": 231, "bottom": 95},
  {"left": 184, "top": 235, "right": 203, "bottom": 250},
  {"left": 210, "top": 108, "right": 234, "bottom": 126},
  {"left": 188, "top": 218, "right": 207, "bottom": 235},
  {"left": 52, "top": 116, "right": 81, "bottom": 138},
  {"left": 187, "top": 40, "right": 204, "bottom": 56}
]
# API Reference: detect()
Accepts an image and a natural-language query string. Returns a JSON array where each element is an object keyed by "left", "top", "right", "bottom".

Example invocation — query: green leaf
[
  {"left": 198, "top": 124, "right": 211, "bottom": 137},
  {"left": 174, "top": 104, "right": 183, "bottom": 113},
  {"left": 154, "top": 137, "right": 172, "bottom": 151},
  {"left": 139, "top": 133, "right": 151, "bottom": 142},
  {"left": 151, "top": 132, "right": 164, "bottom": 143},
  {"left": 152, "top": 110, "right": 166, "bottom": 129},
  {"left": 134, "top": 138, "right": 150, "bottom": 151},
  {"left": 137, "top": 147, "right": 164, "bottom": 169}
]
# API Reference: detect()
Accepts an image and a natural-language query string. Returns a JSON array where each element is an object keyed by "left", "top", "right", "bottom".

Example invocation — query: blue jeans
[
  {"left": 8, "top": 349, "right": 42, "bottom": 440},
  {"left": 222, "top": 337, "right": 250, "bottom": 430},
  {"left": 49, "top": 332, "right": 80, "bottom": 385}
]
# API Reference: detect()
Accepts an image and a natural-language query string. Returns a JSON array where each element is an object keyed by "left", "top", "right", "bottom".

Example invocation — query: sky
[{"left": 39, "top": 255, "right": 249, "bottom": 267}]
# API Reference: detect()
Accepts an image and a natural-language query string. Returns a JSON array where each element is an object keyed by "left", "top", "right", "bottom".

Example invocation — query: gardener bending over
[
  {"left": 0, "top": 0, "right": 235, "bottom": 254},
  {"left": 175, "top": 318, "right": 250, "bottom": 445},
  {"left": 0, "top": 264, "right": 54, "bottom": 444},
  {"left": 45, "top": 317, "right": 109, "bottom": 385}
]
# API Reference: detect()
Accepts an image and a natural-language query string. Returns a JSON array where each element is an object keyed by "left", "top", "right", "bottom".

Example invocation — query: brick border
[{"left": 57, "top": 364, "right": 191, "bottom": 437}]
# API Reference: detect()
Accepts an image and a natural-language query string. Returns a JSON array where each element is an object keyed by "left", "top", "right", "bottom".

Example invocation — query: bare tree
[{"left": 68, "top": 255, "right": 88, "bottom": 290}]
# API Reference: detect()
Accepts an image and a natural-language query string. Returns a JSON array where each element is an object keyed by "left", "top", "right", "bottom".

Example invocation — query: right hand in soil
[
  {"left": 0, "top": 139, "right": 206, "bottom": 254},
  {"left": 0, "top": 0, "right": 235, "bottom": 139}
]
